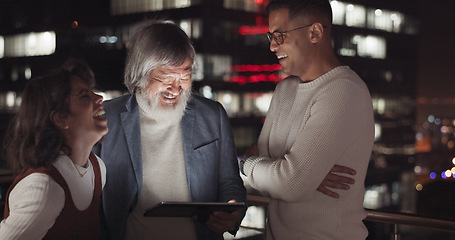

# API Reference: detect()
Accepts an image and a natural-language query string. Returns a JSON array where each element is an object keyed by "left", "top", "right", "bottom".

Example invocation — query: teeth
[
  {"left": 162, "top": 93, "right": 178, "bottom": 99},
  {"left": 93, "top": 109, "right": 105, "bottom": 118},
  {"left": 277, "top": 55, "right": 287, "bottom": 60}
]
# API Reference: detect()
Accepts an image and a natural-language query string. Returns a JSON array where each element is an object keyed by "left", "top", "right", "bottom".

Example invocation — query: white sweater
[
  {"left": 125, "top": 91, "right": 195, "bottom": 240},
  {"left": 0, "top": 154, "right": 106, "bottom": 240},
  {"left": 244, "top": 66, "right": 375, "bottom": 240}
]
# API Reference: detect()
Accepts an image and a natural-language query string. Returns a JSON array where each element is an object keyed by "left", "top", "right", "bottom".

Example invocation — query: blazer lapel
[
  {"left": 181, "top": 97, "right": 195, "bottom": 201},
  {"left": 120, "top": 95, "right": 143, "bottom": 192}
]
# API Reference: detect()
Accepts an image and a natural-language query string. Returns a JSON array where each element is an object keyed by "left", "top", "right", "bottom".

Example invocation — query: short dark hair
[
  {"left": 3, "top": 59, "right": 95, "bottom": 172},
  {"left": 267, "top": 0, "right": 333, "bottom": 24}
]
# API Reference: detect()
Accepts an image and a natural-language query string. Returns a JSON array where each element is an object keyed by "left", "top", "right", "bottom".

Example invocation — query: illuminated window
[
  {"left": 179, "top": 19, "right": 202, "bottom": 40},
  {"left": 330, "top": 1, "right": 346, "bottom": 25},
  {"left": 372, "top": 96, "right": 415, "bottom": 116},
  {"left": 357, "top": 35, "right": 386, "bottom": 59},
  {"left": 3, "top": 32, "right": 56, "bottom": 58},
  {"left": 338, "top": 35, "right": 357, "bottom": 57},
  {"left": 390, "top": 12, "right": 404, "bottom": 33},
  {"left": 111, "top": 0, "right": 200, "bottom": 15},
  {"left": 330, "top": 1, "right": 365, "bottom": 27},
  {"left": 372, "top": 97, "right": 386, "bottom": 114},
  {"left": 200, "top": 85, "right": 214, "bottom": 99},
  {"left": 217, "top": 91, "right": 241, "bottom": 116},
  {"left": 331, "top": 1, "right": 417, "bottom": 35},
  {"left": 0, "top": 91, "right": 21, "bottom": 111},
  {"left": 345, "top": 4, "right": 365, "bottom": 28},
  {"left": 194, "top": 55, "right": 204, "bottom": 81},
  {"left": 6, "top": 91, "right": 16, "bottom": 108},
  {"left": 24, "top": 65, "right": 32, "bottom": 80},
  {"left": 254, "top": 93, "right": 272, "bottom": 114},
  {"left": 243, "top": 92, "right": 273, "bottom": 117},
  {"left": 367, "top": 8, "right": 403, "bottom": 33},
  {"left": 338, "top": 35, "right": 386, "bottom": 59},
  {"left": 0, "top": 36, "right": 4, "bottom": 58},
  {"left": 194, "top": 54, "right": 232, "bottom": 81},
  {"left": 364, "top": 183, "right": 400, "bottom": 209},
  {"left": 375, "top": 123, "right": 382, "bottom": 141},
  {"left": 224, "top": 0, "right": 263, "bottom": 12},
  {"left": 212, "top": 91, "right": 273, "bottom": 117}
]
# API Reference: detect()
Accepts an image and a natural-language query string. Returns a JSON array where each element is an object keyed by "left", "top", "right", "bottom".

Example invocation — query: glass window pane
[
  {"left": 111, "top": 0, "right": 199, "bottom": 15},
  {"left": 357, "top": 35, "right": 386, "bottom": 59},
  {"left": 345, "top": 4, "right": 365, "bottom": 28},
  {"left": 0, "top": 36, "right": 4, "bottom": 58},
  {"left": 4, "top": 32, "right": 56, "bottom": 58},
  {"left": 330, "top": 0, "right": 346, "bottom": 25}
]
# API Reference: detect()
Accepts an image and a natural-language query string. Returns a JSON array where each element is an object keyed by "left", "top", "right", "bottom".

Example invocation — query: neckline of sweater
[{"left": 297, "top": 65, "right": 350, "bottom": 89}]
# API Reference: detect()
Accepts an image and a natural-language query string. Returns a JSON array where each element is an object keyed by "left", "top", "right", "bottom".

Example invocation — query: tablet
[{"left": 144, "top": 201, "right": 246, "bottom": 218}]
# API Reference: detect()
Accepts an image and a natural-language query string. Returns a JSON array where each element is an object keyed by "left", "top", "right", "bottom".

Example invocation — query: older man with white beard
[{"left": 93, "top": 21, "right": 247, "bottom": 240}]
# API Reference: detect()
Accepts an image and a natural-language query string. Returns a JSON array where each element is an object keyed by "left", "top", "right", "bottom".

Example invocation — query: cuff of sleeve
[
  {"left": 238, "top": 156, "right": 247, "bottom": 175},
  {"left": 240, "top": 155, "right": 258, "bottom": 177}
]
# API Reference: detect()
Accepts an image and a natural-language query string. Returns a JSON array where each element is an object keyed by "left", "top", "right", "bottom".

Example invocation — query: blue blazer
[{"left": 93, "top": 94, "right": 246, "bottom": 240}]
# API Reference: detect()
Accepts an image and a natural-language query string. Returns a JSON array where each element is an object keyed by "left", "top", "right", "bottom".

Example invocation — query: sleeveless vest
[{"left": 4, "top": 152, "right": 102, "bottom": 239}]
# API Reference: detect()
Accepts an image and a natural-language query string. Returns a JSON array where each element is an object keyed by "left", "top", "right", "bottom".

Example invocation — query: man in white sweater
[{"left": 241, "top": 0, "right": 375, "bottom": 239}]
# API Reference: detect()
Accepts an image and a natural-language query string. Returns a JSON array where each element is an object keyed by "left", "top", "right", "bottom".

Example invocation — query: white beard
[{"left": 138, "top": 88, "right": 191, "bottom": 123}]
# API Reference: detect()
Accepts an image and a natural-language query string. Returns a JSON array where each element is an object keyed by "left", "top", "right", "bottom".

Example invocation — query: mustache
[{"left": 159, "top": 91, "right": 181, "bottom": 98}]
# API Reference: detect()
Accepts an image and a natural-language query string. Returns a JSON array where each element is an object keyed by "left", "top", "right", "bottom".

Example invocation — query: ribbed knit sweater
[
  {"left": 244, "top": 66, "right": 375, "bottom": 240},
  {"left": 125, "top": 91, "right": 196, "bottom": 240}
]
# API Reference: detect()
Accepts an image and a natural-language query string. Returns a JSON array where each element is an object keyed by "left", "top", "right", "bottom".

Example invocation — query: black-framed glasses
[{"left": 266, "top": 24, "right": 327, "bottom": 45}]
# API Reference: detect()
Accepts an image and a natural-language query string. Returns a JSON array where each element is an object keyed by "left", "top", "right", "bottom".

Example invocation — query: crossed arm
[
  {"left": 202, "top": 150, "right": 357, "bottom": 235},
  {"left": 243, "top": 143, "right": 356, "bottom": 199},
  {"left": 317, "top": 164, "right": 356, "bottom": 198}
]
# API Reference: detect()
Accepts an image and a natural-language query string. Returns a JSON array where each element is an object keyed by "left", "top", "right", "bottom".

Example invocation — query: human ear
[
  {"left": 50, "top": 111, "right": 69, "bottom": 129},
  {"left": 310, "top": 23, "right": 325, "bottom": 43}
]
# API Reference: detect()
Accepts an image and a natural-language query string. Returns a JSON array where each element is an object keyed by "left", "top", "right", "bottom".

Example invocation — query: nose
[
  {"left": 94, "top": 92, "right": 103, "bottom": 104},
  {"left": 270, "top": 40, "right": 278, "bottom": 52},
  {"left": 166, "top": 80, "right": 182, "bottom": 95}
]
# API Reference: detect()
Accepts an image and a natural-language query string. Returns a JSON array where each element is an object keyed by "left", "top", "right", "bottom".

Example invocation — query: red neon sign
[
  {"left": 238, "top": 26, "right": 269, "bottom": 35},
  {"left": 228, "top": 73, "right": 287, "bottom": 85},
  {"left": 231, "top": 64, "right": 282, "bottom": 72},
  {"left": 227, "top": 64, "right": 285, "bottom": 84}
]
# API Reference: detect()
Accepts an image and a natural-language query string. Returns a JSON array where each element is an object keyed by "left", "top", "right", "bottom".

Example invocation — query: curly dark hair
[{"left": 3, "top": 59, "right": 95, "bottom": 172}]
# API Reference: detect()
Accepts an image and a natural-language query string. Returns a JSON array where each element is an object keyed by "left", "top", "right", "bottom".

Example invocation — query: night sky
[{"left": 416, "top": 0, "right": 455, "bottom": 124}]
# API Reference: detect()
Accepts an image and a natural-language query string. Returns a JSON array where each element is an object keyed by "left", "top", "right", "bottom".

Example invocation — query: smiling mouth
[
  {"left": 93, "top": 109, "right": 105, "bottom": 118},
  {"left": 161, "top": 92, "right": 179, "bottom": 100},
  {"left": 163, "top": 95, "right": 177, "bottom": 100},
  {"left": 277, "top": 54, "right": 288, "bottom": 60}
]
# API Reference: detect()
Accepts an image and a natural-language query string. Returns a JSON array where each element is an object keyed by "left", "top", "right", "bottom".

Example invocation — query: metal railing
[
  {"left": 245, "top": 194, "right": 455, "bottom": 239},
  {"left": 366, "top": 209, "right": 455, "bottom": 239}
]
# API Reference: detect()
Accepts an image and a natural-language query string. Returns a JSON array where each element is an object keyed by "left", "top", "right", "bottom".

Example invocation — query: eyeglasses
[
  {"left": 150, "top": 76, "right": 191, "bottom": 85},
  {"left": 266, "top": 24, "right": 327, "bottom": 45}
]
